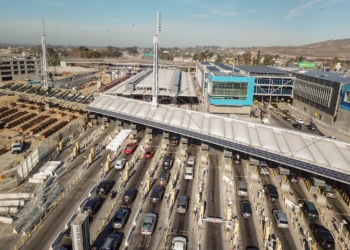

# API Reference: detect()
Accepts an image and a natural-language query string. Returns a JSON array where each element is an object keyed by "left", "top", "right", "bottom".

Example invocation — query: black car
[
  {"left": 170, "top": 134, "right": 180, "bottom": 146},
  {"left": 306, "top": 122, "right": 317, "bottom": 131},
  {"left": 162, "top": 156, "right": 174, "bottom": 170},
  {"left": 150, "top": 186, "right": 165, "bottom": 203},
  {"left": 83, "top": 198, "right": 103, "bottom": 215},
  {"left": 122, "top": 189, "right": 137, "bottom": 204},
  {"left": 293, "top": 123, "right": 302, "bottom": 129},
  {"left": 282, "top": 109, "right": 290, "bottom": 115},
  {"left": 264, "top": 184, "right": 279, "bottom": 200},
  {"left": 100, "top": 234, "right": 121, "bottom": 250},
  {"left": 239, "top": 200, "right": 252, "bottom": 218},
  {"left": 284, "top": 116, "right": 291, "bottom": 122},
  {"left": 64, "top": 226, "right": 72, "bottom": 238},
  {"left": 96, "top": 180, "right": 113, "bottom": 196},
  {"left": 309, "top": 223, "right": 335, "bottom": 249}
]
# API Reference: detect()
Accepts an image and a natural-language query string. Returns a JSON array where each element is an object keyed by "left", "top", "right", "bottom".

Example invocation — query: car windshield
[
  {"left": 143, "top": 222, "right": 152, "bottom": 228},
  {"left": 280, "top": 220, "right": 288, "bottom": 224},
  {"left": 126, "top": 146, "right": 133, "bottom": 150}
]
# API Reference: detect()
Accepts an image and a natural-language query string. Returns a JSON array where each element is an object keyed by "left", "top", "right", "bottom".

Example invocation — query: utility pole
[
  {"left": 152, "top": 11, "right": 161, "bottom": 107},
  {"left": 41, "top": 19, "right": 50, "bottom": 90}
]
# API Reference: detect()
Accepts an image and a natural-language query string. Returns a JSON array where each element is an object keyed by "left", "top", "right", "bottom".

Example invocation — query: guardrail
[{"left": 49, "top": 231, "right": 63, "bottom": 250}]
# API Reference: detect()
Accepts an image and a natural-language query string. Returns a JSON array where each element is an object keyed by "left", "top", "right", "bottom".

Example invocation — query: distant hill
[{"left": 257, "top": 38, "right": 350, "bottom": 59}]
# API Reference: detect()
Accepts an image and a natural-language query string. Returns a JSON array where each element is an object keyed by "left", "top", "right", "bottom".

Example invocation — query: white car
[
  {"left": 187, "top": 156, "right": 196, "bottom": 166},
  {"left": 115, "top": 158, "right": 126, "bottom": 169},
  {"left": 171, "top": 236, "right": 187, "bottom": 250},
  {"left": 274, "top": 109, "right": 279, "bottom": 114},
  {"left": 141, "top": 213, "right": 157, "bottom": 235},
  {"left": 295, "top": 118, "right": 304, "bottom": 124},
  {"left": 184, "top": 167, "right": 193, "bottom": 180},
  {"left": 261, "top": 118, "right": 271, "bottom": 125}
]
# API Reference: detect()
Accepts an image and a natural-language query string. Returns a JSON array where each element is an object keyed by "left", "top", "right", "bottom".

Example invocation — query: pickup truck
[{"left": 11, "top": 140, "right": 24, "bottom": 154}]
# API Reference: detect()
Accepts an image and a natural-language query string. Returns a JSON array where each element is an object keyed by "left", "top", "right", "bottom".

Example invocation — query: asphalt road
[{"left": 21, "top": 126, "right": 114, "bottom": 250}]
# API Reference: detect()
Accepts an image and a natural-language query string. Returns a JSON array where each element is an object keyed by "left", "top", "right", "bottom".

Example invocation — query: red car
[
  {"left": 124, "top": 143, "right": 137, "bottom": 154},
  {"left": 144, "top": 148, "right": 154, "bottom": 159}
]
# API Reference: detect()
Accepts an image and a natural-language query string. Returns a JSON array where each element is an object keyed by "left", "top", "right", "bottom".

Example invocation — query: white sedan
[
  {"left": 295, "top": 118, "right": 304, "bottom": 124},
  {"left": 274, "top": 109, "right": 280, "bottom": 114},
  {"left": 172, "top": 236, "right": 187, "bottom": 250},
  {"left": 115, "top": 158, "right": 126, "bottom": 169}
]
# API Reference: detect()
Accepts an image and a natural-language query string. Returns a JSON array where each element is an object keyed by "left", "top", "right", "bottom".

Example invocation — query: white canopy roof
[{"left": 88, "top": 94, "right": 350, "bottom": 184}]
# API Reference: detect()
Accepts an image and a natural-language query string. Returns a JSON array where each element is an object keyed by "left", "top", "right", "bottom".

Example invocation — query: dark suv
[
  {"left": 299, "top": 200, "right": 319, "bottom": 220},
  {"left": 150, "top": 186, "right": 165, "bottom": 203},
  {"left": 122, "top": 189, "right": 137, "bottom": 204},
  {"left": 306, "top": 122, "right": 317, "bottom": 131},
  {"left": 264, "top": 184, "right": 279, "bottom": 200},
  {"left": 162, "top": 156, "right": 174, "bottom": 170},
  {"left": 310, "top": 223, "right": 335, "bottom": 249},
  {"left": 96, "top": 180, "right": 113, "bottom": 196},
  {"left": 83, "top": 198, "right": 103, "bottom": 215}
]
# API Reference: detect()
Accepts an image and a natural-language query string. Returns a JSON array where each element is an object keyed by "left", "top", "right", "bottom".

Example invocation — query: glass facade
[
  {"left": 255, "top": 78, "right": 293, "bottom": 85},
  {"left": 294, "top": 79, "right": 332, "bottom": 107},
  {"left": 210, "top": 81, "right": 248, "bottom": 100}
]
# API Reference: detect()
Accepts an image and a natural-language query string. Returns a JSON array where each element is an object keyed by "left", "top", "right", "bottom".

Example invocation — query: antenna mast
[
  {"left": 152, "top": 11, "right": 161, "bottom": 107},
  {"left": 41, "top": 19, "right": 50, "bottom": 90}
]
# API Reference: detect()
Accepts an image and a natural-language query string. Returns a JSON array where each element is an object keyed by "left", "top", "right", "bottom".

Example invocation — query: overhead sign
[{"left": 298, "top": 62, "right": 316, "bottom": 68}]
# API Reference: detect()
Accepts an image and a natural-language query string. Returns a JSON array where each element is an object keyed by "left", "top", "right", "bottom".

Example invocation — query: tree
[
  {"left": 242, "top": 52, "right": 252, "bottom": 65},
  {"left": 215, "top": 55, "right": 222, "bottom": 62},
  {"left": 263, "top": 56, "right": 275, "bottom": 66},
  {"left": 126, "top": 46, "right": 138, "bottom": 55}
]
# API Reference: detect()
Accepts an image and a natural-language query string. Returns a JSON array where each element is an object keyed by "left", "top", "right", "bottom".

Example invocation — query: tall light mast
[
  {"left": 152, "top": 11, "right": 161, "bottom": 107},
  {"left": 41, "top": 19, "right": 50, "bottom": 90}
]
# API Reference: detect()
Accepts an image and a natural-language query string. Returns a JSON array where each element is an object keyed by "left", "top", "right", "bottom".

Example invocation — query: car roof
[
  {"left": 144, "top": 213, "right": 157, "bottom": 221},
  {"left": 178, "top": 196, "right": 188, "bottom": 202},
  {"left": 124, "top": 189, "right": 134, "bottom": 195}
]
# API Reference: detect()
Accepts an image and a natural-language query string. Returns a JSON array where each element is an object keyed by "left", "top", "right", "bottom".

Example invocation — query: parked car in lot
[
  {"left": 237, "top": 181, "right": 248, "bottom": 196},
  {"left": 295, "top": 118, "right": 304, "bottom": 124},
  {"left": 150, "top": 186, "right": 165, "bottom": 203},
  {"left": 259, "top": 161, "right": 269, "bottom": 175},
  {"left": 83, "top": 198, "right": 103, "bottom": 215},
  {"left": 264, "top": 184, "right": 279, "bottom": 200},
  {"left": 299, "top": 200, "right": 319, "bottom": 220},
  {"left": 322, "top": 185, "right": 336, "bottom": 198},
  {"left": 288, "top": 173, "right": 299, "bottom": 184},
  {"left": 184, "top": 167, "right": 194, "bottom": 180},
  {"left": 124, "top": 143, "right": 137, "bottom": 154},
  {"left": 274, "top": 109, "right": 279, "bottom": 114},
  {"left": 122, "top": 189, "right": 137, "bottom": 204},
  {"left": 239, "top": 200, "right": 252, "bottom": 218},
  {"left": 306, "top": 122, "right": 317, "bottom": 131},
  {"left": 96, "top": 180, "right": 113, "bottom": 196},
  {"left": 272, "top": 209, "right": 289, "bottom": 228},
  {"left": 309, "top": 223, "right": 335, "bottom": 249},
  {"left": 144, "top": 148, "right": 154, "bottom": 159},
  {"left": 171, "top": 236, "right": 187, "bottom": 250},
  {"left": 100, "top": 234, "right": 121, "bottom": 250},
  {"left": 112, "top": 208, "right": 130, "bottom": 229},
  {"left": 158, "top": 172, "right": 170, "bottom": 186},
  {"left": 187, "top": 156, "right": 196, "bottom": 166},
  {"left": 115, "top": 158, "right": 126, "bottom": 169},
  {"left": 176, "top": 196, "right": 189, "bottom": 213},
  {"left": 141, "top": 213, "right": 157, "bottom": 235},
  {"left": 162, "top": 155, "right": 174, "bottom": 170},
  {"left": 293, "top": 123, "right": 302, "bottom": 129}
]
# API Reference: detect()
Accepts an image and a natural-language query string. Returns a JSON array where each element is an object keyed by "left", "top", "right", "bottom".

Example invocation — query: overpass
[
  {"left": 60, "top": 58, "right": 196, "bottom": 69},
  {"left": 87, "top": 94, "right": 350, "bottom": 185}
]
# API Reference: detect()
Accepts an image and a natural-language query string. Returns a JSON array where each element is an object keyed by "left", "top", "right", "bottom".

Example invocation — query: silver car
[
  {"left": 172, "top": 236, "right": 187, "bottom": 250},
  {"left": 115, "top": 158, "right": 126, "bottom": 169},
  {"left": 112, "top": 208, "right": 129, "bottom": 229},
  {"left": 272, "top": 209, "right": 289, "bottom": 228},
  {"left": 141, "top": 213, "right": 157, "bottom": 235}
]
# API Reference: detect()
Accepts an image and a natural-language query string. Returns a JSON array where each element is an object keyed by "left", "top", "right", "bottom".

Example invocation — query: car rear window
[{"left": 280, "top": 220, "right": 288, "bottom": 224}]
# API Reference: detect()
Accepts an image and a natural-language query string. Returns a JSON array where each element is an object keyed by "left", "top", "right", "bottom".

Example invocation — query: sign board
[
  {"left": 89, "top": 115, "right": 96, "bottom": 119},
  {"left": 298, "top": 62, "right": 316, "bottom": 68}
]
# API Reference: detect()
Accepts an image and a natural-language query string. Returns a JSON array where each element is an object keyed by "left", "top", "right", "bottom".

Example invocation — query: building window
[
  {"left": 210, "top": 81, "right": 248, "bottom": 100},
  {"left": 293, "top": 79, "right": 332, "bottom": 107},
  {"left": 344, "top": 91, "right": 350, "bottom": 103}
]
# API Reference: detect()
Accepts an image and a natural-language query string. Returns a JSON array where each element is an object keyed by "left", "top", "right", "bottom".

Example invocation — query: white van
[{"left": 237, "top": 181, "right": 248, "bottom": 196}]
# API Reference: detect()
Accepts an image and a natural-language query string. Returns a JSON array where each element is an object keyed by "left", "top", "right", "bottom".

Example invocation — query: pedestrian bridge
[{"left": 87, "top": 94, "right": 350, "bottom": 184}]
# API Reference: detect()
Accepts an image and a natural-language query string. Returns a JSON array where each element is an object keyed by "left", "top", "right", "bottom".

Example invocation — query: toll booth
[
  {"left": 180, "top": 137, "right": 188, "bottom": 156},
  {"left": 275, "top": 166, "right": 290, "bottom": 181},
  {"left": 162, "top": 132, "right": 169, "bottom": 149},
  {"left": 223, "top": 150, "right": 232, "bottom": 172},
  {"left": 145, "top": 128, "right": 153, "bottom": 144},
  {"left": 130, "top": 124, "right": 138, "bottom": 138},
  {"left": 201, "top": 143, "right": 209, "bottom": 163},
  {"left": 248, "top": 158, "right": 259, "bottom": 172},
  {"left": 116, "top": 120, "right": 123, "bottom": 132}
]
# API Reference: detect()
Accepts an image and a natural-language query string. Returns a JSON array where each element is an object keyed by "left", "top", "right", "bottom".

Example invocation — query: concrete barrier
[
  {"left": 28, "top": 178, "right": 45, "bottom": 184},
  {"left": 0, "top": 200, "right": 25, "bottom": 207},
  {"left": 49, "top": 231, "right": 63, "bottom": 250},
  {"left": 77, "top": 197, "right": 89, "bottom": 212},
  {"left": 0, "top": 216, "right": 13, "bottom": 224},
  {"left": 315, "top": 195, "right": 327, "bottom": 205},
  {"left": 45, "top": 176, "right": 54, "bottom": 187},
  {"left": 65, "top": 212, "right": 77, "bottom": 229},
  {"left": 88, "top": 185, "right": 96, "bottom": 197},
  {"left": 23, "top": 210, "right": 45, "bottom": 235},
  {"left": 133, "top": 209, "right": 142, "bottom": 226},
  {"left": 55, "top": 166, "right": 64, "bottom": 176},
  {"left": 0, "top": 193, "right": 34, "bottom": 199},
  {"left": 125, "top": 226, "right": 135, "bottom": 246}
]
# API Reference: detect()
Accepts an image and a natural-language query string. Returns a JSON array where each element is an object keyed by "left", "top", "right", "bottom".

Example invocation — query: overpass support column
[
  {"left": 145, "top": 128, "right": 153, "bottom": 145},
  {"left": 162, "top": 132, "right": 169, "bottom": 149},
  {"left": 115, "top": 120, "right": 123, "bottom": 133},
  {"left": 180, "top": 137, "right": 188, "bottom": 156},
  {"left": 201, "top": 143, "right": 209, "bottom": 164},
  {"left": 223, "top": 149, "right": 232, "bottom": 172}
]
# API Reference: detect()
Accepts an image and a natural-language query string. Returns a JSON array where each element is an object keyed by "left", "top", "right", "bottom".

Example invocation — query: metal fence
[
  {"left": 52, "top": 72, "right": 97, "bottom": 88},
  {"left": 15, "top": 115, "right": 86, "bottom": 184}
]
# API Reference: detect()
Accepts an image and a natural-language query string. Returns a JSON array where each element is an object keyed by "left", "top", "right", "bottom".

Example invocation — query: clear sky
[{"left": 0, "top": 0, "right": 349, "bottom": 48}]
